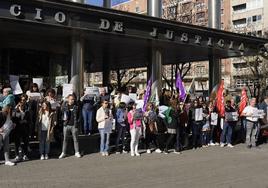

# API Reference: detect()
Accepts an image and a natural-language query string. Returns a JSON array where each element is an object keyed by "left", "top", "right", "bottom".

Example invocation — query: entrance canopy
[{"left": 0, "top": 0, "right": 268, "bottom": 72}]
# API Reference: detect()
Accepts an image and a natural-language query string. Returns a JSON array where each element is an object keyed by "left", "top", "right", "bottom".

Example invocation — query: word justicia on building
[{"left": 7, "top": 3, "right": 246, "bottom": 52}]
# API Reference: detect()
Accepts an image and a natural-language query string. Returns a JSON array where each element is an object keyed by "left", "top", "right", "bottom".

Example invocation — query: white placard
[
  {"left": 33, "top": 78, "right": 43, "bottom": 90},
  {"left": 225, "top": 112, "right": 238, "bottom": 121},
  {"left": 136, "top": 99, "right": 144, "bottom": 110},
  {"left": 9, "top": 75, "right": 19, "bottom": 82},
  {"left": 28, "top": 92, "right": 42, "bottom": 100},
  {"left": 85, "top": 87, "right": 99, "bottom": 96},
  {"left": 129, "top": 93, "right": 137, "bottom": 102},
  {"left": 253, "top": 109, "right": 265, "bottom": 119},
  {"left": 55, "top": 76, "right": 68, "bottom": 86},
  {"left": 211, "top": 112, "right": 218, "bottom": 125},
  {"left": 10, "top": 81, "right": 23, "bottom": 95},
  {"left": 63, "top": 84, "right": 74, "bottom": 98},
  {"left": 121, "top": 94, "right": 131, "bottom": 104},
  {"left": 195, "top": 108, "right": 203, "bottom": 121}
]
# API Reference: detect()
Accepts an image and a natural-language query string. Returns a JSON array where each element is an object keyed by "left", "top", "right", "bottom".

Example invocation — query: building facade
[
  {"left": 230, "top": 0, "right": 268, "bottom": 91},
  {"left": 109, "top": 0, "right": 232, "bottom": 94}
]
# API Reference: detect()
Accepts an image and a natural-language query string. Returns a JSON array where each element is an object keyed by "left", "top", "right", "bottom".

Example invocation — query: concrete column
[
  {"left": 70, "top": 36, "right": 84, "bottom": 98},
  {"left": 102, "top": 0, "right": 112, "bottom": 86},
  {"left": 147, "top": 0, "right": 163, "bottom": 100},
  {"left": 208, "top": 0, "right": 221, "bottom": 93},
  {"left": 103, "top": 0, "right": 111, "bottom": 8},
  {"left": 102, "top": 48, "right": 110, "bottom": 86}
]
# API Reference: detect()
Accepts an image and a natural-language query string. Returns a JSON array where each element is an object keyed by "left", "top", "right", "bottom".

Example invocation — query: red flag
[
  {"left": 239, "top": 88, "right": 248, "bottom": 116},
  {"left": 216, "top": 80, "right": 225, "bottom": 117}
]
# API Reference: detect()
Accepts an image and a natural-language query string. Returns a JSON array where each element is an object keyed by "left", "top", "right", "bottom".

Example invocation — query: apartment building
[
  {"left": 231, "top": 0, "right": 267, "bottom": 90},
  {"left": 90, "top": 0, "right": 232, "bottom": 93}
]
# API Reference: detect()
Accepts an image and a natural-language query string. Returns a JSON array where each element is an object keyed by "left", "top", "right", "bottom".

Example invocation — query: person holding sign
[
  {"left": 241, "top": 98, "right": 260, "bottom": 149},
  {"left": 96, "top": 99, "right": 113, "bottom": 156},
  {"left": 26, "top": 83, "right": 43, "bottom": 139},
  {"left": 189, "top": 100, "right": 204, "bottom": 150},
  {"left": 80, "top": 90, "right": 96, "bottom": 135},
  {"left": 220, "top": 100, "right": 237, "bottom": 148}
]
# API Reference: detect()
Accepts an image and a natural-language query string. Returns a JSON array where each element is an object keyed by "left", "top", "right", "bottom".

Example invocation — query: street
[{"left": 1, "top": 144, "right": 268, "bottom": 188}]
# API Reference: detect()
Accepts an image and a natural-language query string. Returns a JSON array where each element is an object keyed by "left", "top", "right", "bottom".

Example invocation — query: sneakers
[
  {"left": 135, "top": 152, "right": 141, "bottom": 156},
  {"left": 164, "top": 150, "right": 169, "bottom": 154},
  {"left": 227, "top": 144, "right": 234, "bottom": 148},
  {"left": 220, "top": 143, "right": 225, "bottom": 147},
  {"left": 40, "top": 155, "right": 45, "bottom": 160},
  {"left": 122, "top": 150, "right": 128, "bottom": 154},
  {"left": 22, "top": 155, "right": 29, "bottom": 161},
  {"left": 101, "top": 152, "right": 106, "bottom": 156},
  {"left": 155, "top": 149, "right": 162, "bottom": 153},
  {"left": 215, "top": 142, "right": 220, "bottom": 146},
  {"left": 75, "top": 152, "right": 81, "bottom": 158},
  {"left": 115, "top": 151, "right": 121, "bottom": 154},
  {"left": 45, "top": 154, "right": 49, "bottom": 160},
  {"left": 5, "top": 161, "right": 15, "bottom": 166},
  {"left": 146, "top": 149, "right": 151, "bottom": 154},
  {"left": 104, "top": 152, "right": 109, "bottom": 156},
  {"left": 58, "top": 153, "right": 66, "bottom": 159},
  {"left": 15, "top": 155, "right": 21, "bottom": 162},
  {"left": 209, "top": 143, "right": 216, "bottom": 146},
  {"left": 130, "top": 152, "right": 135, "bottom": 157},
  {"left": 174, "top": 150, "right": 181, "bottom": 154}
]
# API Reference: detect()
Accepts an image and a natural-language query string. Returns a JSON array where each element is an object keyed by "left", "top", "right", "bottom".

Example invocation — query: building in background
[
  {"left": 230, "top": 0, "right": 268, "bottom": 92},
  {"left": 104, "top": 0, "right": 231, "bottom": 95}
]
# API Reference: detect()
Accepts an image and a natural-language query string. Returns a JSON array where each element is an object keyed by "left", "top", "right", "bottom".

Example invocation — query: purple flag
[
  {"left": 176, "top": 73, "right": 186, "bottom": 101},
  {"left": 143, "top": 78, "right": 152, "bottom": 112}
]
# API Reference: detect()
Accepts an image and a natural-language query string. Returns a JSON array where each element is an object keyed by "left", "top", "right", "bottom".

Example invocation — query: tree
[{"left": 110, "top": 68, "right": 142, "bottom": 91}]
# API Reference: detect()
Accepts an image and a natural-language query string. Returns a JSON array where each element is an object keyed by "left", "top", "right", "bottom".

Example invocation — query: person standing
[
  {"left": 144, "top": 102, "right": 159, "bottom": 154},
  {"left": 128, "top": 103, "right": 143, "bottom": 156},
  {"left": 115, "top": 102, "right": 128, "bottom": 154},
  {"left": 164, "top": 100, "right": 180, "bottom": 154},
  {"left": 80, "top": 92, "right": 96, "bottom": 135},
  {"left": 59, "top": 94, "right": 81, "bottom": 159},
  {"left": 189, "top": 100, "right": 204, "bottom": 149},
  {"left": 241, "top": 98, "right": 260, "bottom": 149},
  {"left": 38, "top": 101, "right": 56, "bottom": 160},
  {"left": 220, "top": 100, "right": 237, "bottom": 148},
  {"left": 0, "top": 105, "right": 16, "bottom": 166},
  {"left": 13, "top": 101, "right": 30, "bottom": 161},
  {"left": 96, "top": 99, "right": 113, "bottom": 156}
]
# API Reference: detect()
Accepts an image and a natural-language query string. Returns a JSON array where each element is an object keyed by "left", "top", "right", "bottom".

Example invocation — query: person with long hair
[
  {"left": 13, "top": 100, "right": 31, "bottom": 162},
  {"left": 0, "top": 105, "right": 16, "bottom": 166},
  {"left": 144, "top": 102, "right": 159, "bottom": 154},
  {"left": 164, "top": 99, "right": 180, "bottom": 154},
  {"left": 96, "top": 99, "right": 113, "bottom": 156},
  {"left": 37, "top": 101, "right": 56, "bottom": 160},
  {"left": 26, "top": 83, "right": 43, "bottom": 139},
  {"left": 128, "top": 103, "right": 143, "bottom": 156}
]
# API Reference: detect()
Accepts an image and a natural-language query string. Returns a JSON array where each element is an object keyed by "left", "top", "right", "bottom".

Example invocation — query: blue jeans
[
  {"left": 220, "top": 122, "right": 234, "bottom": 144},
  {"left": 99, "top": 129, "right": 110, "bottom": 153},
  {"left": 39, "top": 130, "right": 50, "bottom": 155},
  {"left": 82, "top": 109, "right": 93, "bottom": 134}
]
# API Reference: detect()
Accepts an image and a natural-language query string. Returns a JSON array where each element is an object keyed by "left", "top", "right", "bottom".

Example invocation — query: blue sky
[{"left": 85, "top": 0, "right": 130, "bottom": 6}]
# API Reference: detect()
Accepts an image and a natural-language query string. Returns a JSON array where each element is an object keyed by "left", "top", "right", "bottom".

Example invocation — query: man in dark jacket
[{"left": 59, "top": 94, "right": 81, "bottom": 159}]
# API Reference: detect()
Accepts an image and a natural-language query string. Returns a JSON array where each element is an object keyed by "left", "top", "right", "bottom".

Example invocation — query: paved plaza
[{"left": 1, "top": 144, "right": 268, "bottom": 188}]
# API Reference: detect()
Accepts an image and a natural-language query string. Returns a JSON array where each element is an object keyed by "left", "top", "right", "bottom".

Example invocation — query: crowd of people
[{"left": 0, "top": 82, "right": 268, "bottom": 166}]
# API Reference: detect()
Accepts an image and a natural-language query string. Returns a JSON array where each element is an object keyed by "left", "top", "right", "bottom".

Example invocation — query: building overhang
[{"left": 0, "top": 0, "right": 267, "bottom": 72}]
